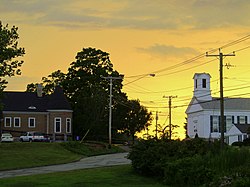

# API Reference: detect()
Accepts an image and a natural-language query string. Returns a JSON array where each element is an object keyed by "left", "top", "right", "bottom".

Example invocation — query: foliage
[
  {"left": 0, "top": 21, "right": 25, "bottom": 90},
  {"left": 164, "top": 155, "right": 214, "bottom": 186},
  {"left": 26, "top": 47, "right": 152, "bottom": 142},
  {"left": 243, "top": 138, "right": 250, "bottom": 146},
  {"left": 113, "top": 99, "right": 153, "bottom": 143},
  {"left": 232, "top": 141, "right": 244, "bottom": 147},
  {"left": 27, "top": 70, "right": 65, "bottom": 94},
  {"left": 128, "top": 138, "right": 250, "bottom": 186}
]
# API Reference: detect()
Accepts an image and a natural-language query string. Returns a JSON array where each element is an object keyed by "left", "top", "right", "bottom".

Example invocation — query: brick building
[{"left": 0, "top": 86, "right": 73, "bottom": 141}]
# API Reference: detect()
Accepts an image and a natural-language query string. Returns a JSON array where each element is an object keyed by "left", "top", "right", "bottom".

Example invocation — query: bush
[
  {"left": 243, "top": 138, "right": 250, "bottom": 146},
  {"left": 128, "top": 138, "right": 218, "bottom": 177},
  {"left": 232, "top": 141, "right": 244, "bottom": 147},
  {"left": 128, "top": 138, "right": 250, "bottom": 186},
  {"left": 163, "top": 155, "right": 214, "bottom": 186}
]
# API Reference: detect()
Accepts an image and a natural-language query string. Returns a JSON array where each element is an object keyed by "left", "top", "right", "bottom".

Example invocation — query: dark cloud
[
  {"left": 137, "top": 44, "right": 199, "bottom": 58},
  {"left": 0, "top": 0, "right": 250, "bottom": 30}
]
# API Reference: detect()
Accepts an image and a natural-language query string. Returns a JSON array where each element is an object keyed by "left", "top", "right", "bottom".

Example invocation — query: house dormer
[{"left": 193, "top": 73, "right": 212, "bottom": 101}]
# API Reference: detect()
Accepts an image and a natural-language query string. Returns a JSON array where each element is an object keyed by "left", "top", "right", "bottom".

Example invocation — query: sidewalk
[{"left": 0, "top": 152, "right": 131, "bottom": 179}]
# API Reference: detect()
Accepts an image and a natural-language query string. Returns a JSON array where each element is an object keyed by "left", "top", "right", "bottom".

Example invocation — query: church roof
[
  {"left": 199, "top": 97, "right": 250, "bottom": 111},
  {"left": 193, "top": 72, "right": 211, "bottom": 79}
]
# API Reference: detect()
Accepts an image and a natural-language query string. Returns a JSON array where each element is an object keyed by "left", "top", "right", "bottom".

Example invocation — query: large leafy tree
[
  {"left": 113, "top": 99, "right": 153, "bottom": 144},
  {"left": 27, "top": 48, "right": 125, "bottom": 140},
  {"left": 0, "top": 21, "right": 25, "bottom": 90},
  {"left": 64, "top": 48, "right": 124, "bottom": 140},
  {"left": 27, "top": 70, "right": 65, "bottom": 94},
  {"left": 27, "top": 47, "right": 153, "bottom": 142}
]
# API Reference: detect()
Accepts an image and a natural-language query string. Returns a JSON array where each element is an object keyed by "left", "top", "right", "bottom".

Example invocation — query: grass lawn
[
  {"left": 0, "top": 165, "right": 166, "bottom": 187},
  {"left": 0, "top": 142, "right": 125, "bottom": 171},
  {"left": 0, "top": 142, "right": 81, "bottom": 170}
]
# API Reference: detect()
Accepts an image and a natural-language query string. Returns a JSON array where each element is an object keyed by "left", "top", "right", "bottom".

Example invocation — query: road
[{"left": 0, "top": 152, "right": 131, "bottom": 179}]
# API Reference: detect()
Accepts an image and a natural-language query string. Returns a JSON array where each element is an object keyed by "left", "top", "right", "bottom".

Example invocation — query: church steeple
[{"left": 193, "top": 73, "right": 212, "bottom": 101}]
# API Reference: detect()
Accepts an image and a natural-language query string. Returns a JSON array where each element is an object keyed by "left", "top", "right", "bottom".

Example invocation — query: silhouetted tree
[
  {"left": 184, "top": 117, "right": 189, "bottom": 138},
  {"left": 114, "top": 99, "right": 152, "bottom": 144},
  {"left": 26, "top": 48, "right": 124, "bottom": 141},
  {"left": 0, "top": 21, "right": 25, "bottom": 90}
]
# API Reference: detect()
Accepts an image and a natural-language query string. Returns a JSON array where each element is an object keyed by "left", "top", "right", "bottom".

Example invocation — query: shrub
[
  {"left": 232, "top": 141, "right": 244, "bottom": 147},
  {"left": 128, "top": 138, "right": 218, "bottom": 177},
  {"left": 128, "top": 138, "right": 250, "bottom": 186},
  {"left": 243, "top": 138, "right": 250, "bottom": 146},
  {"left": 163, "top": 155, "right": 214, "bottom": 186}
]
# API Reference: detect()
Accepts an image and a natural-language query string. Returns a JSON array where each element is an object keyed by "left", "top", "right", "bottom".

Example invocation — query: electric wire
[{"left": 124, "top": 34, "right": 250, "bottom": 86}]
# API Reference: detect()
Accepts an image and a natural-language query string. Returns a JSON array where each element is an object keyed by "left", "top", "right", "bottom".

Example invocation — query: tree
[
  {"left": 26, "top": 70, "right": 65, "bottom": 93},
  {"left": 27, "top": 47, "right": 124, "bottom": 141},
  {"left": 0, "top": 21, "right": 25, "bottom": 136},
  {"left": 64, "top": 48, "right": 124, "bottom": 140},
  {"left": 114, "top": 99, "right": 153, "bottom": 144},
  {"left": 184, "top": 117, "right": 189, "bottom": 139},
  {"left": 0, "top": 21, "right": 25, "bottom": 90}
]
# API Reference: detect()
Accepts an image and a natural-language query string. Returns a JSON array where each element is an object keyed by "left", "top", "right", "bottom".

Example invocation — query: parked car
[
  {"left": 1, "top": 133, "right": 14, "bottom": 142},
  {"left": 19, "top": 131, "right": 50, "bottom": 142}
]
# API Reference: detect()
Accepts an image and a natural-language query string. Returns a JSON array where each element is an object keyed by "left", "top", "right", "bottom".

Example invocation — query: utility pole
[
  {"left": 163, "top": 95, "right": 177, "bottom": 140},
  {"left": 102, "top": 76, "right": 123, "bottom": 148},
  {"left": 206, "top": 50, "right": 235, "bottom": 148}
]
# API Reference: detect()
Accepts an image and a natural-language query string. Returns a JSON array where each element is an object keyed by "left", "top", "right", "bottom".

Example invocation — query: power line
[{"left": 123, "top": 34, "right": 250, "bottom": 86}]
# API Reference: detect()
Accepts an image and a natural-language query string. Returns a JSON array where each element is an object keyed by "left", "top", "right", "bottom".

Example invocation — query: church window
[
  {"left": 210, "top": 115, "right": 219, "bottom": 133},
  {"left": 202, "top": 79, "right": 206, "bottom": 88}
]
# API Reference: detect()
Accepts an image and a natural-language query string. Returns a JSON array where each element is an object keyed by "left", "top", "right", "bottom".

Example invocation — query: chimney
[{"left": 37, "top": 84, "right": 43, "bottom": 97}]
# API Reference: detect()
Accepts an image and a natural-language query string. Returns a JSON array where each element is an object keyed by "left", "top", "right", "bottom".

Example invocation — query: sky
[{"left": 1, "top": 0, "right": 250, "bottom": 139}]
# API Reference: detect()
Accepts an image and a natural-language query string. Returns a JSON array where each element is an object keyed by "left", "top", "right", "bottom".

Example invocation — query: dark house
[{"left": 0, "top": 86, "right": 73, "bottom": 140}]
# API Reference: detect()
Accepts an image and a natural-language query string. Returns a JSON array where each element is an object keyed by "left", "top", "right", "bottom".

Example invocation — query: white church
[{"left": 185, "top": 73, "right": 250, "bottom": 145}]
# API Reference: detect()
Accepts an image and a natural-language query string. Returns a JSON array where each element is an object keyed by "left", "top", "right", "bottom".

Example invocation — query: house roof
[
  {"left": 2, "top": 87, "right": 72, "bottom": 112},
  {"left": 235, "top": 124, "right": 250, "bottom": 133},
  {"left": 199, "top": 97, "right": 250, "bottom": 111}
]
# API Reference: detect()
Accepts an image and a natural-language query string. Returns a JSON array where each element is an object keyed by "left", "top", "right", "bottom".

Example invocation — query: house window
[
  {"left": 226, "top": 116, "right": 234, "bottom": 132},
  {"left": 210, "top": 115, "right": 219, "bottom": 132},
  {"left": 14, "top": 117, "right": 21, "bottom": 127},
  {"left": 202, "top": 79, "right": 206, "bottom": 88},
  {"left": 66, "top": 118, "right": 71, "bottom": 133},
  {"left": 238, "top": 135, "right": 243, "bottom": 142},
  {"left": 4, "top": 117, "right": 11, "bottom": 127},
  {"left": 195, "top": 79, "right": 198, "bottom": 88},
  {"left": 54, "top": 118, "right": 61, "bottom": 133},
  {"left": 28, "top": 118, "right": 36, "bottom": 128},
  {"left": 237, "top": 116, "right": 247, "bottom": 124},
  {"left": 243, "top": 135, "right": 248, "bottom": 140}
]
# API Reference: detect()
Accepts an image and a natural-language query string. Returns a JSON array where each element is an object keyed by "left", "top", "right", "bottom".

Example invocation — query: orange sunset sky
[{"left": 1, "top": 0, "right": 250, "bottom": 139}]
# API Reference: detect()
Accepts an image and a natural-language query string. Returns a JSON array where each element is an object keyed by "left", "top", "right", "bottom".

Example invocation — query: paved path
[{"left": 0, "top": 153, "right": 131, "bottom": 179}]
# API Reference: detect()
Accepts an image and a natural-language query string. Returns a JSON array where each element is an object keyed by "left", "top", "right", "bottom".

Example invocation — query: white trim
[
  {"left": 14, "top": 117, "right": 21, "bottom": 127},
  {"left": 3, "top": 111, "right": 48, "bottom": 115},
  {"left": 47, "top": 110, "right": 73, "bottom": 112},
  {"left": 28, "top": 117, "right": 36, "bottom": 128},
  {"left": 66, "top": 118, "right": 71, "bottom": 133},
  {"left": 4, "top": 117, "right": 11, "bottom": 127},
  {"left": 54, "top": 117, "right": 61, "bottom": 133}
]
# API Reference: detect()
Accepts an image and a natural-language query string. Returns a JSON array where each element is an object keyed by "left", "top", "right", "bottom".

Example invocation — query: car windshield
[
  {"left": 2, "top": 134, "right": 12, "bottom": 137},
  {"left": 34, "top": 132, "right": 43, "bottom": 136}
]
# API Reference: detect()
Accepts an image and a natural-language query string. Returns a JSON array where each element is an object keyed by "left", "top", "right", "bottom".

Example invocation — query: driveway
[{"left": 0, "top": 152, "right": 131, "bottom": 179}]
